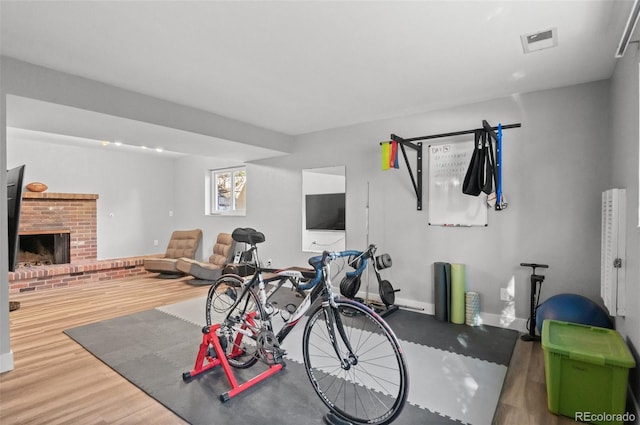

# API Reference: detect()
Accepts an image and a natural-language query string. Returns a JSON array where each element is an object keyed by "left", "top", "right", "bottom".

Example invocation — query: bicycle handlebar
[{"left": 299, "top": 250, "right": 368, "bottom": 291}]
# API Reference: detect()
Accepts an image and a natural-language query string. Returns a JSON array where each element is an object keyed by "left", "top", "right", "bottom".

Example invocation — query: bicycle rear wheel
[
  {"left": 206, "top": 275, "right": 265, "bottom": 369},
  {"left": 302, "top": 298, "right": 408, "bottom": 425}
]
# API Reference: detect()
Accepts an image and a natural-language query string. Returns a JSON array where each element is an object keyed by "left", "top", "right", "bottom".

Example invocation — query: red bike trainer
[{"left": 182, "top": 320, "right": 283, "bottom": 402}]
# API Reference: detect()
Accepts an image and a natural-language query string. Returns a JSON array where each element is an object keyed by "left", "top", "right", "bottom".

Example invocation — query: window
[{"left": 211, "top": 166, "right": 246, "bottom": 215}]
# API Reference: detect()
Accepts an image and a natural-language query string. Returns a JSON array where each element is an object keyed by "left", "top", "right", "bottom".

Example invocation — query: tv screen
[
  {"left": 305, "top": 193, "right": 345, "bottom": 231},
  {"left": 7, "top": 165, "right": 25, "bottom": 272}
]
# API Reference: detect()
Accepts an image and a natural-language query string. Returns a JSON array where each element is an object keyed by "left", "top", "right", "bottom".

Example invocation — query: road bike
[{"left": 205, "top": 227, "right": 409, "bottom": 425}]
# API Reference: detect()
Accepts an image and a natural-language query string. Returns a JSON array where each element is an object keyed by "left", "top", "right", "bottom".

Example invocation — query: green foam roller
[{"left": 450, "top": 263, "right": 466, "bottom": 324}]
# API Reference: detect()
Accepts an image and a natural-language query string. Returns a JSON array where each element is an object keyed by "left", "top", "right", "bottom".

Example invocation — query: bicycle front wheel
[
  {"left": 302, "top": 298, "right": 408, "bottom": 425},
  {"left": 206, "top": 275, "right": 265, "bottom": 369}
]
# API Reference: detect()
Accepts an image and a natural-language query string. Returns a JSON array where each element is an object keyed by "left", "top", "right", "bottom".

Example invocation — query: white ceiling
[{"left": 0, "top": 1, "right": 635, "bottom": 155}]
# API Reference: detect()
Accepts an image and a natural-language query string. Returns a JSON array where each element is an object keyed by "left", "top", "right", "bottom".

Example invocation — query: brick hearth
[
  {"left": 8, "top": 257, "right": 150, "bottom": 293},
  {"left": 9, "top": 192, "right": 152, "bottom": 293}
]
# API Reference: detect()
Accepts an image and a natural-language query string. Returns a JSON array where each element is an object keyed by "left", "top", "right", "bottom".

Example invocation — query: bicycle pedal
[{"left": 273, "top": 347, "right": 287, "bottom": 362}]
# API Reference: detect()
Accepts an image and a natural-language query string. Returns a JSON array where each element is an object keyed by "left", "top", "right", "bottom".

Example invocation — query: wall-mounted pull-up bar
[
  {"left": 387, "top": 120, "right": 521, "bottom": 211},
  {"left": 387, "top": 136, "right": 423, "bottom": 210}
]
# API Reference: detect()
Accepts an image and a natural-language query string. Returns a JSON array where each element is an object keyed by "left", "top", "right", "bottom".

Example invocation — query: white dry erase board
[{"left": 428, "top": 140, "right": 488, "bottom": 226}]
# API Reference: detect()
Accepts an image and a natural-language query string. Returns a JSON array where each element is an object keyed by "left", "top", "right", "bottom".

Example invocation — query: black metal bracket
[
  {"left": 387, "top": 121, "right": 521, "bottom": 211},
  {"left": 389, "top": 135, "right": 423, "bottom": 211}
]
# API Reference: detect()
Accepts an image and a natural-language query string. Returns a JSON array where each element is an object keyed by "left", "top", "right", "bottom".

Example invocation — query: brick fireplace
[
  {"left": 18, "top": 192, "right": 98, "bottom": 263},
  {"left": 9, "top": 192, "right": 151, "bottom": 293}
]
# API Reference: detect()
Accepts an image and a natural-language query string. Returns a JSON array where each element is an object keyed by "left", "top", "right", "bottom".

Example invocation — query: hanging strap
[
  {"left": 482, "top": 130, "right": 497, "bottom": 195},
  {"left": 462, "top": 131, "right": 484, "bottom": 196},
  {"left": 381, "top": 142, "right": 391, "bottom": 170},
  {"left": 496, "top": 124, "right": 503, "bottom": 207}
]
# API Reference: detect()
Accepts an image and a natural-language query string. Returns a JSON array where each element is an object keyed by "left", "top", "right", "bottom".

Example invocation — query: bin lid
[{"left": 542, "top": 320, "right": 636, "bottom": 368}]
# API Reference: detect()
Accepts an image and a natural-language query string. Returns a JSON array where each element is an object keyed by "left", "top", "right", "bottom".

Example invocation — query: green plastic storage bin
[{"left": 542, "top": 320, "right": 635, "bottom": 425}]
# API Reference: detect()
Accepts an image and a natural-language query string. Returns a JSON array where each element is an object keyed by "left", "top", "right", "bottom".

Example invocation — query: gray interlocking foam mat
[{"left": 65, "top": 305, "right": 517, "bottom": 425}]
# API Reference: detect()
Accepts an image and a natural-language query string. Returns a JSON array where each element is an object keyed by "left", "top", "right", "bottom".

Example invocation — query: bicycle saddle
[{"left": 232, "top": 228, "right": 266, "bottom": 245}]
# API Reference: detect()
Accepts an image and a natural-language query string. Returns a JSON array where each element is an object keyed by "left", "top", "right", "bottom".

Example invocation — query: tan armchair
[
  {"left": 143, "top": 229, "right": 203, "bottom": 277},
  {"left": 176, "top": 232, "right": 236, "bottom": 282}
]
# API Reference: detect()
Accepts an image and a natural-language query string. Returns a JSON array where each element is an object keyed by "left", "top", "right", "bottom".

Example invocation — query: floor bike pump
[{"left": 520, "top": 263, "right": 548, "bottom": 342}]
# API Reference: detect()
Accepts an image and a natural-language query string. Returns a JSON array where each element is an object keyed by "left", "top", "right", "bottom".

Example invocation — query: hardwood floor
[
  {"left": 495, "top": 335, "right": 579, "bottom": 425},
  {"left": 1, "top": 276, "right": 577, "bottom": 425}
]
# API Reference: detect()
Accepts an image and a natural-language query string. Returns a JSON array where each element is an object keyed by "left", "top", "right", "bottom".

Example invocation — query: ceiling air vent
[{"left": 521, "top": 28, "right": 558, "bottom": 54}]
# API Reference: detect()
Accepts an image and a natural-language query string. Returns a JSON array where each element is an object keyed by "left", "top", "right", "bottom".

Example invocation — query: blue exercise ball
[{"left": 535, "top": 293, "right": 612, "bottom": 333}]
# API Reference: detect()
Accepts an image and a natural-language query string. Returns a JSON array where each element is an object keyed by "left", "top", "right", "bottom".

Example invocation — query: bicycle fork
[{"left": 322, "top": 301, "right": 358, "bottom": 370}]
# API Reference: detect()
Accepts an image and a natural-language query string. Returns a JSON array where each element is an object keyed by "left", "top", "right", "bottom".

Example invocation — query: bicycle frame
[
  {"left": 217, "top": 249, "right": 369, "bottom": 363},
  {"left": 201, "top": 242, "right": 408, "bottom": 423}
]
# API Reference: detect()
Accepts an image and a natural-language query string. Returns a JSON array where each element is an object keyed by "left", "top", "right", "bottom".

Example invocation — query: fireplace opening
[{"left": 18, "top": 232, "right": 70, "bottom": 267}]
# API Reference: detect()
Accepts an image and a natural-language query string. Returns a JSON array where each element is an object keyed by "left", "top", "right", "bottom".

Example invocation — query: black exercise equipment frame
[
  {"left": 388, "top": 120, "right": 521, "bottom": 210},
  {"left": 343, "top": 245, "right": 400, "bottom": 318},
  {"left": 370, "top": 253, "right": 400, "bottom": 318},
  {"left": 387, "top": 136, "right": 423, "bottom": 211}
]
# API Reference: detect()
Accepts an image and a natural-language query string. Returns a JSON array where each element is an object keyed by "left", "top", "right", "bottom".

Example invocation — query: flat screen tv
[
  {"left": 305, "top": 193, "right": 345, "bottom": 231},
  {"left": 7, "top": 165, "right": 25, "bottom": 272}
]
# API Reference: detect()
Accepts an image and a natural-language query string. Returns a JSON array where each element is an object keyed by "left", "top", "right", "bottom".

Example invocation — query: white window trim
[{"left": 208, "top": 166, "right": 246, "bottom": 216}]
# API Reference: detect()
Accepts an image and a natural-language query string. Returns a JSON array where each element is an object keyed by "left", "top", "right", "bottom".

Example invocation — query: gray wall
[
  {"left": 238, "top": 81, "right": 611, "bottom": 330},
  {"left": 172, "top": 155, "right": 302, "bottom": 266},
  {"left": 166, "top": 79, "right": 614, "bottom": 332},
  {"left": 609, "top": 24, "right": 640, "bottom": 405},
  {"left": 6, "top": 133, "right": 177, "bottom": 259},
  {"left": 6, "top": 79, "right": 613, "bottom": 328}
]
